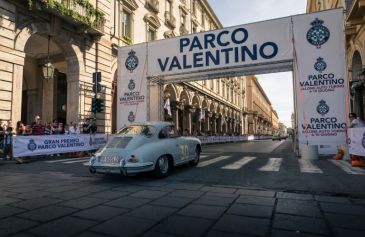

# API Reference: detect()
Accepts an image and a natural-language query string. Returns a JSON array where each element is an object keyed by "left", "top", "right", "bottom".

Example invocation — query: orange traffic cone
[{"left": 333, "top": 149, "right": 344, "bottom": 160}]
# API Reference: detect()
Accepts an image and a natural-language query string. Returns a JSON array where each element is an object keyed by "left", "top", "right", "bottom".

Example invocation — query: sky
[{"left": 208, "top": 0, "right": 308, "bottom": 128}]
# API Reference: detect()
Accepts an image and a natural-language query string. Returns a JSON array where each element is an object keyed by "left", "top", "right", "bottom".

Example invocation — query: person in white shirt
[
  {"left": 69, "top": 121, "right": 80, "bottom": 134},
  {"left": 349, "top": 113, "right": 364, "bottom": 128}
]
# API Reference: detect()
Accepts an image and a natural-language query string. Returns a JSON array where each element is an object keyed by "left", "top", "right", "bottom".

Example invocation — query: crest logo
[
  {"left": 128, "top": 111, "right": 135, "bottom": 122},
  {"left": 316, "top": 100, "right": 329, "bottom": 116},
  {"left": 125, "top": 50, "right": 139, "bottom": 73},
  {"left": 27, "top": 139, "right": 37, "bottom": 151},
  {"left": 314, "top": 57, "right": 327, "bottom": 73},
  {"left": 128, "top": 79, "right": 136, "bottom": 91},
  {"left": 306, "top": 18, "right": 330, "bottom": 48}
]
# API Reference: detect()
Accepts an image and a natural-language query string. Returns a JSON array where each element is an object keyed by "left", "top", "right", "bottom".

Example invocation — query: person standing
[
  {"left": 349, "top": 113, "right": 365, "bottom": 167},
  {"left": 82, "top": 118, "right": 92, "bottom": 134},
  {"left": 69, "top": 121, "right": 80, "bottom": 134}
]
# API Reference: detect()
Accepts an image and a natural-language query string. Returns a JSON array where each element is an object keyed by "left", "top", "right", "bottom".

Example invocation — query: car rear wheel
[
  {"left": 154, "top": 155, "right": 170, "bottom": 178},
  {"left": 189, "top": 147, "right": 200, "bottom": 166}
]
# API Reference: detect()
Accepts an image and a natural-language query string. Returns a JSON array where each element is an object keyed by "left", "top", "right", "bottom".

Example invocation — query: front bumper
[{"left": 89, "top": 162, "right": 154, "bottom": 175}]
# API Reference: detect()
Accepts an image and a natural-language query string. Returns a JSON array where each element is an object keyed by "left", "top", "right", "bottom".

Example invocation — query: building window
[
  {"left": 120, "top": 9, "right": 132, "bottom": 40},
  {"left": 148, "top": 28, "right": 156, "bottom": 41},
  {"left": 144, "top": 13, "right": 161, "bottom": 41},
  {"left": 192, "top": 0, "right": 197, "bottom": 16},
  {"left": 192, "top": 23, "right": 197, "bottom": 33},
  {"left": 201, "top": 11, "right": 205, "bottom": 27}
]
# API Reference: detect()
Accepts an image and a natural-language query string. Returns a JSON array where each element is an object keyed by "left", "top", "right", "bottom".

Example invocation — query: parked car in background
[
  {"left": 89, "top": 122, "right": 201, "bottom": 178},
  {"left": 272, "top": 133, "right": 281, "bottom": 141}
]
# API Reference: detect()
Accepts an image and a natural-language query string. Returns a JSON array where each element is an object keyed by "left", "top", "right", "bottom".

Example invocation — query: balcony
[
  {"left": 165, "top": 11, "right": 176, "bottom": 28},
  {"left": 145, "top": 0, "right": 159, "bottom": 13},
  {"left": 33, "top": 0, "right": 105, "bottom": 35},
  {"left": 346, "top": 0, "right": 365, "bottom": 22},
  {"left": 179, "top": 24, "right": 189, "bottom": 35}
]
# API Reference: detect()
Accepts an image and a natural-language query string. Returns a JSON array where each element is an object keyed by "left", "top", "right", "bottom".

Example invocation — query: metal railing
[{"left": 40, "top": 0, "right": 105, "bottom": 32}]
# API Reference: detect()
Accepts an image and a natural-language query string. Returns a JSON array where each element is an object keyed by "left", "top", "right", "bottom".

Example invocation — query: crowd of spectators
[
  {"left": 0, "top": 116, "right": 98, "bottom": 159},
  {"left": 1, "top": 115, "right": 97, "bottom": 136}
]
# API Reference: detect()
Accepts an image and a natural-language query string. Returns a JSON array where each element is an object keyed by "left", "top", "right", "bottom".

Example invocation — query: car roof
[{"left": 127, "top": 121, "right": 174, "bottom": 129}]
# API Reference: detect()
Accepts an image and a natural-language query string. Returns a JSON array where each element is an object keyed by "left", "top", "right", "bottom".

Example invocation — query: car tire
[
  {"left": 189, "top": 147, "right": 200, "bottom": 166},
  {"left": 154, "top": 155, "right": 170, "bottom": 178}
]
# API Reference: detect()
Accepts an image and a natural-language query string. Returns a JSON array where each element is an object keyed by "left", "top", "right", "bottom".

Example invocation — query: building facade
[
  {"left": 0, "top": 0, "right": 279, "bottom": 135},
  {"left": 307, "top": 0, "right": 365, "bottom": 119}
]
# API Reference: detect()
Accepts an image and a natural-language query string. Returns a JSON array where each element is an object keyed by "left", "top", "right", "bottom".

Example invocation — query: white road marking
[
  {"left": 63, "top": 158, "right": 90, "bottom": 164},
  {"left": 197, "top": 156, "right": 231, "bottom": 167},
  {"left": 259, "top": 158, "right": 283, "bottom": 172},
  {"left": 200, "top": 155, "right": 209, "bottom": 159},
  {"left": 329, "top": 160, "right": 365, "bottom": 175},
  {"left": 83, "top": 162, "right": 89, "bottom": 166},
  {"left": 221, "top": 157, "right": 256, "bottom": 170},
  {"left": 298, "top": 159, "right": 323, "bottom": 173},
  {"left": 44, "top": 157, "right": 87, "bottom": 163}
]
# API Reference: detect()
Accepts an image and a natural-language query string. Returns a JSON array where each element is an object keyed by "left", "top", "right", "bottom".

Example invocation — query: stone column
[
  {"left": 12, "top": 64, "right": 24, "bottom": 123},
  {"left": 66, "top": 75, "right": 80, "bottom": 125}
]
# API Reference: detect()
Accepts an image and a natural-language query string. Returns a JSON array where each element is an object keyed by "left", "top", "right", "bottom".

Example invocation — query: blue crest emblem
[
  {"left": 125, "top": 50, "right": 138, "bottom": 73},
  {"left": 306, "top": 18, "right": 330, "bottom": 48},
  {"left": 128, "top": 79, "right": 135, "bottom": 91},
  {"left": 316, "top": 100, "right": 329, "bottom": 116},
  {"left": 362, "top": 133, "right": 365, "bottom": 149},
  {"left": 27, "top": 139, "right": 37, "bottom": 151},
  {"left": 128, "top": 111, "right": 135, "bottom": 122},
  {"left": 314, "top": 57, "right": 327, "bottom": 73}
]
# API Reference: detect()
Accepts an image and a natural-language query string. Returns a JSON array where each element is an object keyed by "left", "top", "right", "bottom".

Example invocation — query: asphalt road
[
  {"left": 1, "top": 140, "right": 365, "bottom": 237},
  {"left": 3, "top": 140, "right": 365, "bottom": 197}
]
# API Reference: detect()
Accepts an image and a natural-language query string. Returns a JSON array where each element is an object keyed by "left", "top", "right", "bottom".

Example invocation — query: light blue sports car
[{"left": 89, "top": 121, "right": 201, "bottom": 178}]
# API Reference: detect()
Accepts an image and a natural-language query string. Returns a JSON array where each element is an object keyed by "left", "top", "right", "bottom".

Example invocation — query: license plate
[{"left": 100, "top": 157, "right": 120, "bottom": 164}]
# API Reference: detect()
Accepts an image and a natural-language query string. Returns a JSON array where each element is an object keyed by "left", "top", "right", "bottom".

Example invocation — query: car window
[
  {"left": 106, "top": 137, "right": 132, "bottom": 148},
  {"left": 159, "top": 125, "right": 178, "bottom": 139},
  {"left": 117, "top": 125, "right": 155, "bottom": 137}
]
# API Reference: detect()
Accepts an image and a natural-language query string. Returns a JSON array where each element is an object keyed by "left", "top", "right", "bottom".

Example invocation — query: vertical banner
[
  {"left": 293, "top": 9, "right": 347, "bottom": 145},
  {"left": 118, "top": 44, "right": 148, "bottom": 130}
]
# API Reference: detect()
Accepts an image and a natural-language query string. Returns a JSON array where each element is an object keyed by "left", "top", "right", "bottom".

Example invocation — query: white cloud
[{"left": 208, "top": 0, "right": 307, "bottom": 127}]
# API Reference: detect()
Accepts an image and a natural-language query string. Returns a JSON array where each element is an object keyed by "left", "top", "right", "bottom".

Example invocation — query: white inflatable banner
[
  {"left": 293, "top": 9, "right": 347, "bottom": 145},
  {"left": 147, "top": 17, "right": 292, "bottom": 76},
  {"left": 12, "top": 134, "right": 109, "bottom": 157},
  {"left": 118, "top": 44, "right": 148, "bottom": 130},
  {"left": 348, "top": 128, "right": 365, "bottom": 156}
]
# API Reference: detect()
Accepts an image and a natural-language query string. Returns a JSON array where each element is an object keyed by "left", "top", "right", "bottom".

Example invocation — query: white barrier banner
[
  {"left": 12, "top": 134, "right": 109, "bottom": 157},
  {"left": 118, "top": 44, "right": 148, "bottom": 130},
  {"left": 293, "top": 9, "right": 347, "bottom": 145},
  {"left": 348, "top": 128, "right": 365, "bottom": 156}
]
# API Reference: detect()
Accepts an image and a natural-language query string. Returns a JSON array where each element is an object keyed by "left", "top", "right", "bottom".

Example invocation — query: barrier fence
[{"left": 2, "top": 134, "right": 274, "bottom": 159}]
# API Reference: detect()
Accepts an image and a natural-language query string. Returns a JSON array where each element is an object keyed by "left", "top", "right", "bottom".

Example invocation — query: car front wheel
[{"left": 154, "top": 155, "right": 170, "bottom": 178}]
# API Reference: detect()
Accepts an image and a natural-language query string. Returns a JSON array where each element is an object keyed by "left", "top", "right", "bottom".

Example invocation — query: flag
[
  {"left": 164, "top": 98, "right": 172, "bottom": 116},
  {"left": 200, "top": 109, "right": 205, "bottom": 122}
]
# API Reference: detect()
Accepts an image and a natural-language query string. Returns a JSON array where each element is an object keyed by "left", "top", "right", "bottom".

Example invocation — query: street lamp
[{"left": 42, "top": 35, "right": 54, "bottom": 80}]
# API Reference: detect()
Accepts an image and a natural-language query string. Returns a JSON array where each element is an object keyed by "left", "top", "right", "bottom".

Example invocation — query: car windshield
[{"left": 117, "top": 125, "right": 155, "bottom": 136}]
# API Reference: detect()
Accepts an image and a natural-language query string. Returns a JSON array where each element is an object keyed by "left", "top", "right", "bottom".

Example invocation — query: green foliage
[
  {"left": 27, "top": 0, "right": 105, "bottom": 29},
  {"left": 123, "top": 36, "right": 132, "bottom": 45}
]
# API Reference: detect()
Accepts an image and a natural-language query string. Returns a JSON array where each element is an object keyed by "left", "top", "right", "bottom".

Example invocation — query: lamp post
[{"left": 42, "top": 36, "right": 54, "bottom": 80}]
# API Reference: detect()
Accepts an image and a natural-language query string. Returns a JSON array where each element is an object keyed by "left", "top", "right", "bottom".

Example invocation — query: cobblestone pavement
[{"left": 1, "top": 169, "right": 365, "bottom": 237}]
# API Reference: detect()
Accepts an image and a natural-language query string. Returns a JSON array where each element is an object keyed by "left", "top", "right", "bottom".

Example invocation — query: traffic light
[
  {"left": 92, "top": 72, "right": 101, "bottom": 93},
  {"left": 91, "top": 98, "right": 97, "bottom": 113},
  {"left": 91, "top": 98, "right": 105, "bottom": 113},
  {"left": 98, "top": 99, "right": 105, "bottom": 112}
]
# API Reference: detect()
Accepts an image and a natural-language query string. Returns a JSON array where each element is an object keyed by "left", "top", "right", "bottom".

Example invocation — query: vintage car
[
  {"left": 89, "top": 122, "right": 201, "bottom": 178},
  {"left": 272, "top": 133, "right": 281, "bottom": 141}
]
